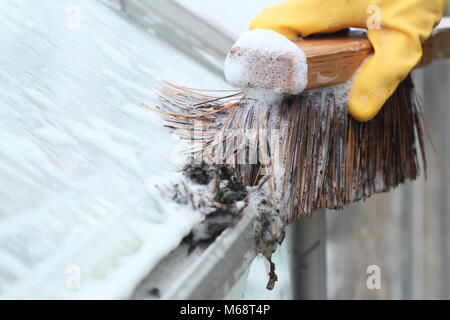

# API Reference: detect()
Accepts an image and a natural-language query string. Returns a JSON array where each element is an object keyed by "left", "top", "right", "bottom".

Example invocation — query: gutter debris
[
  {"left": 159, "top": 163, "right": 248, "bottom": 250},
  {"left": 251, "top": 189, "right": 286, "bottom": 290},
  {"left": 157, "top": 162, "right": 287, "bottom": 290}
]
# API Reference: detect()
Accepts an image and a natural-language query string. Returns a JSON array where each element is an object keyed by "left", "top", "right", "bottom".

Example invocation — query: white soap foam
[
  {"left": 224, "top": 29, "right": 308, "bottom": 95},
  {"left": 245, "top": 88, "right": 284, "bottom": 104}
]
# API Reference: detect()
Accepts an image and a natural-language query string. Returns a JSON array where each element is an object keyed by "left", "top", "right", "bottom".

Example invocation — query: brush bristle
[{"left": 148, "top": 76, "right": 425, "bottom": 223}]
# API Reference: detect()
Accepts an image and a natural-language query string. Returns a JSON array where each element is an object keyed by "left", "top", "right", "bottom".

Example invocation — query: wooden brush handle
[{"left": 296, "top": 26, "right": 450, "bottom": 89}]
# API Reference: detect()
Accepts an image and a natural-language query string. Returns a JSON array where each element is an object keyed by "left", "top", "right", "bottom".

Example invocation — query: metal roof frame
[{"left": 121, "top": 0, "right": 235, "bottom": 76}]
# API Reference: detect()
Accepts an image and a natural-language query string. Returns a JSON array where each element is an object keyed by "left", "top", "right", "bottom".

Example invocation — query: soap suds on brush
[
  {"left": 225, "top": 29, "right": 308, "bottom": 95},
  {"left": 308, "top": 54, "right": 371, "bottom": 107},
  {"left": 245, "top": 88, "right": 284, "bottom": 104}
]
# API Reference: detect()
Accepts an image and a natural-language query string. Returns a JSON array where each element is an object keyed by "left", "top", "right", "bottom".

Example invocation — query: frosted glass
[{"left": 0, "top": 0, "right": 227, "bottom": 299}]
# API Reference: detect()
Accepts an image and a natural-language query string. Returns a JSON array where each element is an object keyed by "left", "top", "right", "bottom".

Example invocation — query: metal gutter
[{"left": 132, "top": 205, "right": 258, "bottom": 300}]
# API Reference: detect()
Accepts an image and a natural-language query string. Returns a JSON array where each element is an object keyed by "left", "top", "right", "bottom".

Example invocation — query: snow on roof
[{"left": 0, "top": 0, "right": 226, "bottom": 299}]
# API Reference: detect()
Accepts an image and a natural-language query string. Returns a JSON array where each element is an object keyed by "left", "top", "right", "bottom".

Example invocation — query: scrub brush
[{"left": 145, "top": 25, "right": 450, "bottom": 225}]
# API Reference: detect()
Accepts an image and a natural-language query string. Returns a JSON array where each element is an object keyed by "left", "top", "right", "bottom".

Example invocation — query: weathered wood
[
  {"left": 290, "top": 211, "right": 327, "bottom": 300},
  {"left": 419, "top": 57, "right": 450, "bottom": 299},
  {"left": 326, "top": 51, "right": 450, "bottom": 301}
]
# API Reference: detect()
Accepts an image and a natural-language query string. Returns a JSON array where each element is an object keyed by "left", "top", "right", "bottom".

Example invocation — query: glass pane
[{"left": 0, "top": 0, "right": 227, "bottom": 298}]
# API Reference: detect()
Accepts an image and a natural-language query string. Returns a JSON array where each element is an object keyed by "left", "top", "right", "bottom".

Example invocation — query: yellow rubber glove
[{"left": 251, "top": 0, "right": 448, "bottom": 122}]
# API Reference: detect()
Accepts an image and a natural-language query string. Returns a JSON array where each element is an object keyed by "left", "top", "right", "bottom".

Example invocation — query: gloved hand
[{"left": 251, "top": 0, "right": 448, "bottom": 121}]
